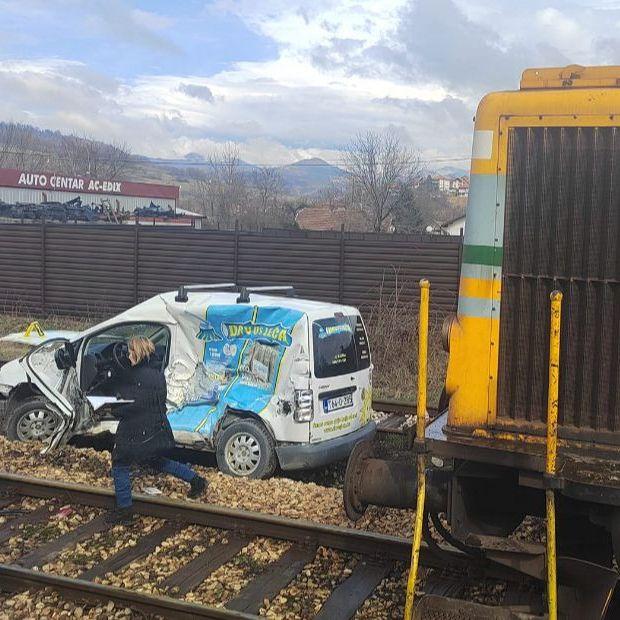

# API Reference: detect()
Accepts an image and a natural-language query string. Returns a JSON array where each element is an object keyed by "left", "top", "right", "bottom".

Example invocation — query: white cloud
[
  {"left": 87, "top": 0, "right": 181, "bottom": 54},
  {"left": 178, "top": 83, "right": 215, "bottom": 103},
  {"left": 535, "top": 8, "right": 591, "bottom": 59},
  {"left": 131, "top": 8, "right": 175, "bottom": 31},
  {"left": 3, "top": 1, "right": 620, "bottom": 168},
  {"left": 214, "top": 0, "right": 405, "bottom": 50}
]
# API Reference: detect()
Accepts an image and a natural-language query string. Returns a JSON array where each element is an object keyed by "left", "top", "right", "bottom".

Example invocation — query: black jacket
[{"left": 110, "top": 362, "right": 174, "bottom": 465}]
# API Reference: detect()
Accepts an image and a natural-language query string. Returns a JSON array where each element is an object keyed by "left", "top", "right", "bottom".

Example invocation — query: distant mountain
[
  {"left": 183, "top": 152, "right": 207, "bottom": 163},
  {"left": 433, "top": 165, "right": 469, "bottom": 179},
  {"left": 137, "top": 155, "right": 344, "bottom": 195},
  {"left": 0, "top": 121, "right": 347, "bottom": 196},
  {"left": 280, "top": 158, "right": 346, "bottom": 195}
]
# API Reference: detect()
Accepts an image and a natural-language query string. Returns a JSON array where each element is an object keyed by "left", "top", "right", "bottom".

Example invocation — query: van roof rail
[
  {"left": 236, "top": 285, "right": 295, "bottom": 304},
  {"left": 175, "top": 283, "right": 237, "bottom": 303}
]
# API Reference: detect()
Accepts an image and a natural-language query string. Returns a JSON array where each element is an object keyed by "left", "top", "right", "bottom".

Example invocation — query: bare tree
[
  {"left": 202, "top": 143, "right": 249, "bottom": 226},
  {"left": 251, "top": 166, "right": 283, "bottom": 227},
  {"left": 0, "top": 123, "right": 20, "bottom": 168},
  {"left": 344, "top": 130, "right": 422, "bottom": 232},
  {"left": 0, "top": 122, "right": 53, "bottom": 170},
  {"left": 314, "top": 177, "right": 348, "bottom": 209},
  {"left": 59, "top": 133, "right": 131, "bottom": 179},
  {"left": 192, "top": 175, "right": 215, "bottom": 220},
  {"left": 191, "top": 153, "right": 303, "bottom": 230}
]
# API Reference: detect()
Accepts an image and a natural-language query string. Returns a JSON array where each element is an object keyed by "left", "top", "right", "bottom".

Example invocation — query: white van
[{"left": 0, "top": 285, "right": 375, "bottom": 478}]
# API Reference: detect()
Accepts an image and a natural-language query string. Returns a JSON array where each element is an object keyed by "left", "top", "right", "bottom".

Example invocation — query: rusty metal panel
[
  {"left": 44, "top": 224, "right": 136, "bottom": 315},
  {"left": 343, "top": 234, "right": 461, "bottom": 312},
  {"left": 237, "top": 231, "right": 341, "bottom": 302},
  {"left": 0, "top": 224, "right": 43, "bottom": 313},
  {"left": 0, "top": 223, "right": 462, "bottom": 318},
  {"left": 137, "top": 227, "right": 236, "bottom": 301},
  {"left": 498, "top": 126, "right": 620, "bottom": 437}
]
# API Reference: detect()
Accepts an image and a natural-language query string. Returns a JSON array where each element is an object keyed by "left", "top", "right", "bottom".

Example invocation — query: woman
[{"left": 107, "top": 336, "right": 206, "bottom": 524}]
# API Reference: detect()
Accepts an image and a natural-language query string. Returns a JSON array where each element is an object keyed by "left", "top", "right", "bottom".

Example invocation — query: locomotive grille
[{"left": 497, "top": 126, "right": 620, "bottom": 437}]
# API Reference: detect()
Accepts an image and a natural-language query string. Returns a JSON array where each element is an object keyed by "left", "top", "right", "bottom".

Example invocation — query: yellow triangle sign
[{"left": 24, "top": 321, "right": 45, "bottom": 338}]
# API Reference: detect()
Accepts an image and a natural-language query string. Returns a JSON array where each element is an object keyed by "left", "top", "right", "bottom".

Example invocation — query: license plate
[{"left": 323, "top": 393, "right": 353, "bottom": 413}]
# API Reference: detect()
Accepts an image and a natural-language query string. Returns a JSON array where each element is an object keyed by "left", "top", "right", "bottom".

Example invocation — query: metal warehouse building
[{"left": 0, "top": 168, "right": 179, "bottom": 212}]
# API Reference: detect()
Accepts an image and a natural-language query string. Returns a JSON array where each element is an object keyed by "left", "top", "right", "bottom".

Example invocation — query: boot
[
  {"left": 188, "top": 475, "right": 207, "bottom": 499},
  {"left": 105, "top": 506, "right": 136, "bottom": 525}
]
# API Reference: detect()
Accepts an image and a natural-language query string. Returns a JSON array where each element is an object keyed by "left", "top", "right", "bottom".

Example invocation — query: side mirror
[{"left": 54, "top": 342, "right": 76, "bottom": 370}]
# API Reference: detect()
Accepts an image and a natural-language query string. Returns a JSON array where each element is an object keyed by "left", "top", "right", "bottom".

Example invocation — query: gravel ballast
[
  {"left": 0, "top": 437, "right": 413, "bottom": 618},
  {"left": 0, "top": 437, "right": 535, "bottom": 617},
  {"left": 0, "top": 437, "right": 413, "bottom": 536}
]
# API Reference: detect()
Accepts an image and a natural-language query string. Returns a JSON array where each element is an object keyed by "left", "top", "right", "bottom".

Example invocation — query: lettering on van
[
  {"left": 312, "top": 412, "right": 356, "bottom": 433},
  {"left": 317, "top": 323, "right": 353, "bottom": 339},
  {"left": 222, "top": 321, "right": 293, "bottom": 346}
]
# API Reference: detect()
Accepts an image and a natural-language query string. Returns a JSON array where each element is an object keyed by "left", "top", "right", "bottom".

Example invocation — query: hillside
[
  {"left": 137, "top": 155, "right": 346, "bottom": 196},
  {"left": 433, "top": 165, "right": 469, "bottom": 178},
  {"left": 0, "top": 123, "right": 347, "bottom": 197},
  {"left": 279, "top": 158, "right": 346, "bottom": 195}
]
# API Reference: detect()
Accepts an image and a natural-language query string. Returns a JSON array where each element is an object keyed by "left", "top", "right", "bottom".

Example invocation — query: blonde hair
[{"left": 128, "top": 336, "right": 155, "bottom": 366}]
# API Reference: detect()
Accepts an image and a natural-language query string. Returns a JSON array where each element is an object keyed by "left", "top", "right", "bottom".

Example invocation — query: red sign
[{"left": 0, "top": 168, "right": 179, "bottom": 201}]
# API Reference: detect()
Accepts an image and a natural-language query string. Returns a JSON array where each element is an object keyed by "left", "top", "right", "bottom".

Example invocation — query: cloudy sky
[{"left": 1, "top": 0, "right": 619, "bottom": 166}]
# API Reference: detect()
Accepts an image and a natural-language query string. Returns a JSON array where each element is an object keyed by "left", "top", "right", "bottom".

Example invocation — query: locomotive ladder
[
  {"left": 404, "top": 279, "right": 430, "bottom": 619},
  {"left": 403, "top": 284, "right": 563, "bottom": 620},
  {"left": 545, "top": 291, "right": 563, "bottom": 620}
]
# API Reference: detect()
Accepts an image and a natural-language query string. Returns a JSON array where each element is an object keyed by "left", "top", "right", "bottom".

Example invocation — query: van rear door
[{"left": 309, "top": 314, "right": 371, "bottom": 443}]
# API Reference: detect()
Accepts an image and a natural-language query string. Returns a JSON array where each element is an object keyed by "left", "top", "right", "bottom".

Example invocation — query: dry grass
[
  {"left": 0, "top": 312, "right": 95, "bottom": 361},
  {"left": 363, "top": 283, "right": 447, "bottom": 406}
]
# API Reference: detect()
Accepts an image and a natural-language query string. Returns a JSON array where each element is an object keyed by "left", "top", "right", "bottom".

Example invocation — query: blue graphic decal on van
[
  {"left": 167, "top": 305, "right": 303, "bottom": 441},
  {"left": 196, "top": 322, "right": 222, "bottom": 343}
]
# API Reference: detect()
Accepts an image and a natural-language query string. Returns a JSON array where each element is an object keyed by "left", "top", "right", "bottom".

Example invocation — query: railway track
[
  {"left": 0, "top": 472, "right": 540, "bottom": 619},
  {"left": 372, "top": 399, "right": 437, "bottom": 435}
]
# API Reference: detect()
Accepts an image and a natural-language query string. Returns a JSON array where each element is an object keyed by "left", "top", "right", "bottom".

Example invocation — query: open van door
[{"left": 19, "top": 339, "right": 94, "bottom": 451}]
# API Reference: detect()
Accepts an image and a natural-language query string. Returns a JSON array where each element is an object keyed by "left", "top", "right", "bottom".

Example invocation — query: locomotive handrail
[
  {"left": 545, "top": 290, "right": 563, "bottom": 620},
  {"left": 404, "top": 279, "right": 430, "bottom": 619}
]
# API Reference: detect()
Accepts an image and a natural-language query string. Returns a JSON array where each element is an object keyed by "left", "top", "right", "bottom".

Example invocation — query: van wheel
[
  {"left": 6, "top": 397, "right": 63, "bottom": 443},
  {"left": 216, "top": 419, "right": 277, "bottom": 479}
]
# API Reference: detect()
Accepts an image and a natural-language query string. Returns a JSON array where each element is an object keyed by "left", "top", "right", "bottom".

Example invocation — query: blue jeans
[{"left": 111, "top": 458, "right": 197, "bottom": 509}]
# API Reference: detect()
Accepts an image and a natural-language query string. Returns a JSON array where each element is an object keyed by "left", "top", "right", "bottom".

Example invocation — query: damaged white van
[{"left": 0, "top": 285, "right": 375, "bottom": 478}]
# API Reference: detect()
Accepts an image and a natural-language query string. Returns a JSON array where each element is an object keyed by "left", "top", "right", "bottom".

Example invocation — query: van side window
[
  {"left": 83, "top": 323, "right": 170, "bottom": 377},
  {"left": 312, "top": 315, "right": 370, "bottom": 378},
  {"left": 80, "top": 323, "right": 171, "bottom": 395}
]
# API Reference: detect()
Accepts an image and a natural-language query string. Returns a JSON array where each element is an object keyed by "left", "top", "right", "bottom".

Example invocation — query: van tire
[
  {"left": 216, "top": 418, "right": 277, "bottom": 479},
  {"left": 6, "top": 397, "right": 63, "bottom": 443}
]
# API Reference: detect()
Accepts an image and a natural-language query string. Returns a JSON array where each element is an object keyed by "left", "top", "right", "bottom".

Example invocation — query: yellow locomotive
[{"left": 344, "top": 66, "right": 620, "bottom": 619}]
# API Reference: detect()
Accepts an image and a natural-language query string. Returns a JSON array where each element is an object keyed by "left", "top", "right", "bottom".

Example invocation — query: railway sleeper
[
  {"left": 0, "top": 481, "right": 405, "bottom": 619},
  {"left": 1, "top": 473, "right": 599, "bottom": 619},
  {"left": 413, "top": 594, "right": 540, "bottom": 620},
  {"left": 0, "top": 504, "right": 533, "bottom": 619}
]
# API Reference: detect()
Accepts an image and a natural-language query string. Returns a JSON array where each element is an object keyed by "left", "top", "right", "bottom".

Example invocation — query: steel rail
[
  {"left": 372, "top": 399, "right": 438, "bottom": 417},
  {"left": 0, "top": 473, "right": 536, "bottom": 582},
  {"left": 0, "top": 564, "right": 255, "bottom": 620},
  {"left": 0, "top": 471, "right": 459, "bottom": 567},
  {"left": 0, "top": 471, "right": 538, "bottom": 619},
  {"left": 372, "top": 399, "right": 438, "bottom": 435},
  {"left": 372, "top": 398, "right": 417, "bottom": 416}
]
